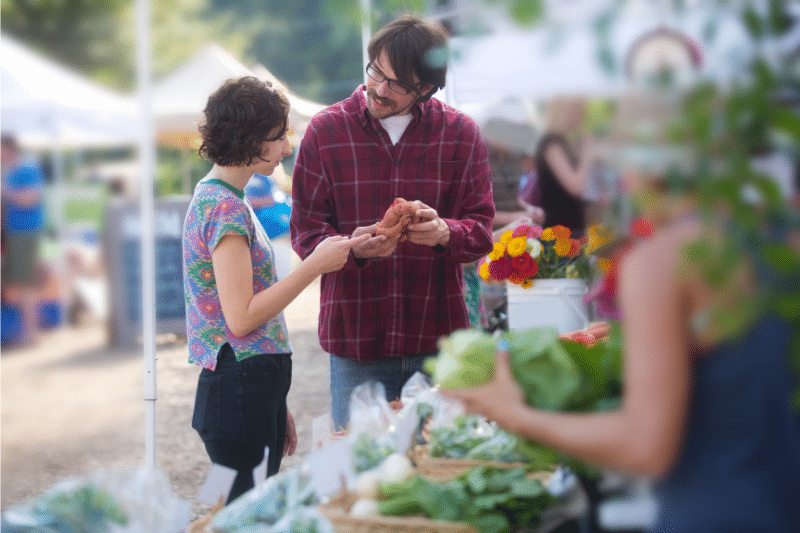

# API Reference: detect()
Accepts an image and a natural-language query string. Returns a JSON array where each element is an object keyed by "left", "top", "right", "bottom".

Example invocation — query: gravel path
[{"left": 1, "top": 278, "right": 328, "bottom": 523}]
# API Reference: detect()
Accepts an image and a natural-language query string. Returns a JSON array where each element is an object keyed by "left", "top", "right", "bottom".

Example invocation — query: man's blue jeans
[{"left": 329, "top": 353, "right": 432, "bottom": 431}]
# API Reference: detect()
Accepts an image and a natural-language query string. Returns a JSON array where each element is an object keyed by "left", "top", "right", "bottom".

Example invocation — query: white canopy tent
[
  {"left": 153, "top": 43, "right": 325, "bottom": 146},
  {"left": 1, "top": 34, "right": 139, "bottom": 148},
  {"left": 446, "top": 6, "right": 770, "bottom": 109}
]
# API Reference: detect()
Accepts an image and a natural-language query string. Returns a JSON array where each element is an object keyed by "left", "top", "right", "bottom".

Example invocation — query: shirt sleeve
[
  {"left": 433, "top": 122, "right": 495, "bottom": 263},
  {"left": 289, "top": 123, "right": 365, "bottom": 270},
  {"left": 207, "top": 198, "right": 250, "bottom": 253}
]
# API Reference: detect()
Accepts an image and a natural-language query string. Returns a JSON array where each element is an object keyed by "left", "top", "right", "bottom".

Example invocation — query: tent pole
[
  {"left": 360, "top": 0, "right": 371, "bottom": 84},
  {"left": 136, "top": 0, "right": 158, "bottom": 477}
]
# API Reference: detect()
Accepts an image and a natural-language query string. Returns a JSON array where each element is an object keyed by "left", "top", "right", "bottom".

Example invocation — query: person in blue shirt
[{"left": 1, "top": 134, "right": 46, "bottom": 345}]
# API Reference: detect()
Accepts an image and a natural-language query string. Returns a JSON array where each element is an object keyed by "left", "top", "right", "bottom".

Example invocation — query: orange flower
[
  {"left": 521, "top": 278, "right": 533, "bottom": 289},
  {"left": 551, "top": 225, "right": 571, "bottom": 240},
  {"left": 567, "top": 238, "right": 581, "bottom": 257},
  {"left": 507, "top": 273, "right": 524, "bottom": 284},
  {"left": 597, "top": 258, "right": 614, "bottom": 273},
  {"left": 540, "top": 227, "right": 555, "bottom": 241},
  {"left": 554, "top": 238, "right": 572, "bottom": 257}
]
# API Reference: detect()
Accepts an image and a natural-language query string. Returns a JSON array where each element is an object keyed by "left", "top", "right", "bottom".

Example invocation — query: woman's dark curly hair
[{"left": 198, "top": 76, "right": 290, "bottom": 167}]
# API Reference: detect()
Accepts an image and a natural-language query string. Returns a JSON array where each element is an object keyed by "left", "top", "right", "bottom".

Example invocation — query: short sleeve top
[{"left": 182, "top": 177, "right": 291, "bottom": 370}]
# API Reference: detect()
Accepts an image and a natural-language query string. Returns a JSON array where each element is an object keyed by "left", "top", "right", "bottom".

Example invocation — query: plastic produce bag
[
  {"left": 347, "top": 381, "right": 398, "bottom": 473},
  {"left": 1, "top": 467, "right": 190, "bottom": 533},
  {"left": 211, "top": 468, "right": 317, "bottom": 531}
]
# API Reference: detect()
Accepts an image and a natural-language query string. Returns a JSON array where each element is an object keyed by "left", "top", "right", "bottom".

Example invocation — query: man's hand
[
  {"left": 406, "top": 203, "right": 450, "bottom": 247},
  {"left": 350, "top": 223, "right": 400, "bottom": 258},
  {"left": 283, "top": 407, "right": 297, "bottom": 457}
]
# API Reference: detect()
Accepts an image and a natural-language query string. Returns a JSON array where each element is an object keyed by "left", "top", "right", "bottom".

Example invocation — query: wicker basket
[
  {"left": 411, "top": 445, "right": 553, "bottom": 483},
  {"left": 318, "top": 491, "right": 478, "bottom": 533}
]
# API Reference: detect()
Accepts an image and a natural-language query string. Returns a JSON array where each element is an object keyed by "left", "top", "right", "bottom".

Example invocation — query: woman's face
[{"left": 254, "top": 126, "right": 293, "bottom": 175}]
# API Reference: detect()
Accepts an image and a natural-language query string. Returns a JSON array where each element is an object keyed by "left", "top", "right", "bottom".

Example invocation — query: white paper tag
[
  {"left": 394, "top": 408, "right": 419, "bottom": 455},
  {"left": 305, "top": 439, "right": 355, "bottom": 498},
  {"left": 198, "top": 463, "right": 238, "bottom": 505},
  {"left": 311, "top": 412, "right": 335, "bottom": 450},
  {"left": 252, "top": 446, "right": 270, "bottom": 485}
]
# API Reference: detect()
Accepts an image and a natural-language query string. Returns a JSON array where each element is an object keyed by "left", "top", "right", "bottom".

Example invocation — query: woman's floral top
[{"left": 182, "top": 177, "right": 291, "bottom": 370}]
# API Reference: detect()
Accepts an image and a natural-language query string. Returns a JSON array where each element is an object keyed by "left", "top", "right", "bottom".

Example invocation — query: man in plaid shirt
[{"left": 290, "top": 14, "right": 495, "bottom": 429}]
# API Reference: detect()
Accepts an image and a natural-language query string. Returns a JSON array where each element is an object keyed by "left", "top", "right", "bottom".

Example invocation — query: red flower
[
  {"left": 520, "top": 259, "right": 538, "bottom": 278},
  {"left": 488, "top": 255, "right": 513, "bottom": 281},
  {"left": 630, "top": 217, "right": 655, "bottom": 238},
  {"left": 511, "top": 253, "right": 534, "bottom": 273}
]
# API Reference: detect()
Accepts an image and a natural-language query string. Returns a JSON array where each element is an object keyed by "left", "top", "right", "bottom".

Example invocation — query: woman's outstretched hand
[{"left": 309, "top": 234, "right": 371, "bottom": 274}]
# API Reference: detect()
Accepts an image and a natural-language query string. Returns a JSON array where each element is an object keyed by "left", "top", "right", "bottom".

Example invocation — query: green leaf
[
  {"left": 510, "top": 0, "right": 545, "bottom": 26},
  {"left": 743, "top": 2, "right": 765, "bottom": 40},
  {"left": 763, "top": 243, "right": 800, "bottom": 273},
  {"left": 772, "top": 108, "right": 800, "bottom": 142}
]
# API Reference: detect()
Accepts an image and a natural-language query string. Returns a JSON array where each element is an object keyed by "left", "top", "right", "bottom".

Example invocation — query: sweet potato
[{"left": 376, "top": 197, "right": 424, "bottom": 242}]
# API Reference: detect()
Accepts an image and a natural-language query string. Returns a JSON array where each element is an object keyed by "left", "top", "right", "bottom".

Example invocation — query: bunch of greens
[
  {"left": 212, "top": 468, "right": 318, "bottom": 531},
  {"left": 377, "top": 466, "right": 555, "bottom": 533},
  {"left": 427, "top": 415, "right": 527, "bottom": 463},
  {"left": 1, "top": 482, "right": 127, "bottom": 533},
  {"left": 350, "top": 432, "right": 397, "bottom": 474},
  {"left": 425, "top": 323, "right": 624, "bottom": 474}
]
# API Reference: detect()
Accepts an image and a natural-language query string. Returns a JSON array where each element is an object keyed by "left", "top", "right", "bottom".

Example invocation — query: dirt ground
[{"left": 1, "top": 278, "right": 329, "bottom": 522}]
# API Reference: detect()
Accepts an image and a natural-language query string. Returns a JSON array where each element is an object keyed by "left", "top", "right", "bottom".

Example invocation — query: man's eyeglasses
[{"left": 366, "top": 63, "right": 414, "bottom": 95}]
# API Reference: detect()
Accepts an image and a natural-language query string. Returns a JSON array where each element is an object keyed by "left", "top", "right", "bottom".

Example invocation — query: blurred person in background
[
  {"left": 1, "top": 133, "right": 46, "bottom": 346},
  {"left": 528, "top": 96, "right": 602, "bottom": 236},
  {"left": 183, "top": 76, "right": 368, "bottom": 503},
  {"left": 442, "top": 92, "right": 800, "bottom": 532},
  {"left": 290, "top": 14, "right": 494, "bottom": 430}
]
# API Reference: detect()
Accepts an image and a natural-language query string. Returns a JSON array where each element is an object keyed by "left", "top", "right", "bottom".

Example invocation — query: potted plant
[{"left": 477, "top": 224, "right": 611, "bottom": 333}]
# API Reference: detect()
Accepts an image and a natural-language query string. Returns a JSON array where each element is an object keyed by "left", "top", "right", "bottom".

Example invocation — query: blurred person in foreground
[
  {"left": 290, "top": 14, "right": 494, "bottom": 430},
  {"left": 182, "top": 76, "right": 369, "bottom": 503},
  {"left": 1, "top": 133, "right": 46, "bottom": 346},
  {"left": 442, "top": 92, "right": 800, "bottom": 532}
]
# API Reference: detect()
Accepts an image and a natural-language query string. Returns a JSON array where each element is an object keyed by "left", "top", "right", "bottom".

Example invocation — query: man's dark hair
[
  {"left": 368, "top": 14, "right": 448, "bottom": 103},
  {"left": 198, "top": 76, "right": 290, "bottom": 167}
]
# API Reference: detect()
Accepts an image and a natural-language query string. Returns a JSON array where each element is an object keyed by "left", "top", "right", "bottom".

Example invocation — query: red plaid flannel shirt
[{"left": 290, "top": 87, "right": 494, "bottom": 361}]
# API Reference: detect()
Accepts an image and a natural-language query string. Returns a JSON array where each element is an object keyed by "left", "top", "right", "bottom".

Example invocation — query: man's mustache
[{"left": 367, "top": 88, "right": 396, "bottom": 109}]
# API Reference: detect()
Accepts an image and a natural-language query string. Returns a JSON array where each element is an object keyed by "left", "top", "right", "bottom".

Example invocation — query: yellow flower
[
  {"left": 500, "top": 230, "right": 514, "bottom": 245},
  {"left": 521, "top": 278, "right": 533, "bottom": 289},
  {"left": 588, "top": 224, "right": 612, "bottom": 253},
  {"left": 527, "top": 238, "right": 543, "bottom": 258},
  {"left": 506, "top": 236, "right": 528, "bottom": 257},
  {"left": 540, "top": 227, "right": 555, "bottom": 241},
  {"left": 489, "top": 242, "right": 505, "bottom": 260},
  {"left": 597, "top": 258, "right": 614, "bottom": 273},
  {"left": 554, "top": 238, "right": 572, "bottom": 256},
  {"left": 479, "top": 261, "right": 491, "bottom": 280}
]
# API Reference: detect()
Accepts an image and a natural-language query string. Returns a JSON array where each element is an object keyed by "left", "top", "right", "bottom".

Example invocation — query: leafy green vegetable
[{"left": 378, "top": 467, "right": 554, "bottom": 533}]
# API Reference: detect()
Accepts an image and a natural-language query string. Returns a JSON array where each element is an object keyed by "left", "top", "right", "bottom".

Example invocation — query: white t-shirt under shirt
[{"left": 380, "top": 113, "right": 413, "bottom": 145}]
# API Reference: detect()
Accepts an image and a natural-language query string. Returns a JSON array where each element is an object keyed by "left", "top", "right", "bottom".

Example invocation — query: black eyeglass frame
[{"left": 365, "top": 62, "right": 417, "bottom": 96}]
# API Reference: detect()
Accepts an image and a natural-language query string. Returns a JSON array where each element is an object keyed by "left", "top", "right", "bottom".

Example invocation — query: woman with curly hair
[{"left": 182, "top": 76, "right": 368, "bottom": 503}]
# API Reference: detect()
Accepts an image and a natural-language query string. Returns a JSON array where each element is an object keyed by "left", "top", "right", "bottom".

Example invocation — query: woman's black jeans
[{"left": 191, "top": 343, "right": 292, "bottom": 504}]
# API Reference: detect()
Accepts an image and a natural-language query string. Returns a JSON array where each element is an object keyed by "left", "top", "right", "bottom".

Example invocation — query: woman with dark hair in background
[{"left": 182, "top": 76, "right": 368, "bottom": 503}]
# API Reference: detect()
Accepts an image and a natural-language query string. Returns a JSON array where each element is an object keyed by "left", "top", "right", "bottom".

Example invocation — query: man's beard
[{"left": 367, "top": 88, "right": 399, "bottom": 115}]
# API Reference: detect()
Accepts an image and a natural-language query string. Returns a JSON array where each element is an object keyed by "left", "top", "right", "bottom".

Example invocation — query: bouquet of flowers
[{"left": 478, "top": 224, "right": 611, "bottom": 287}]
